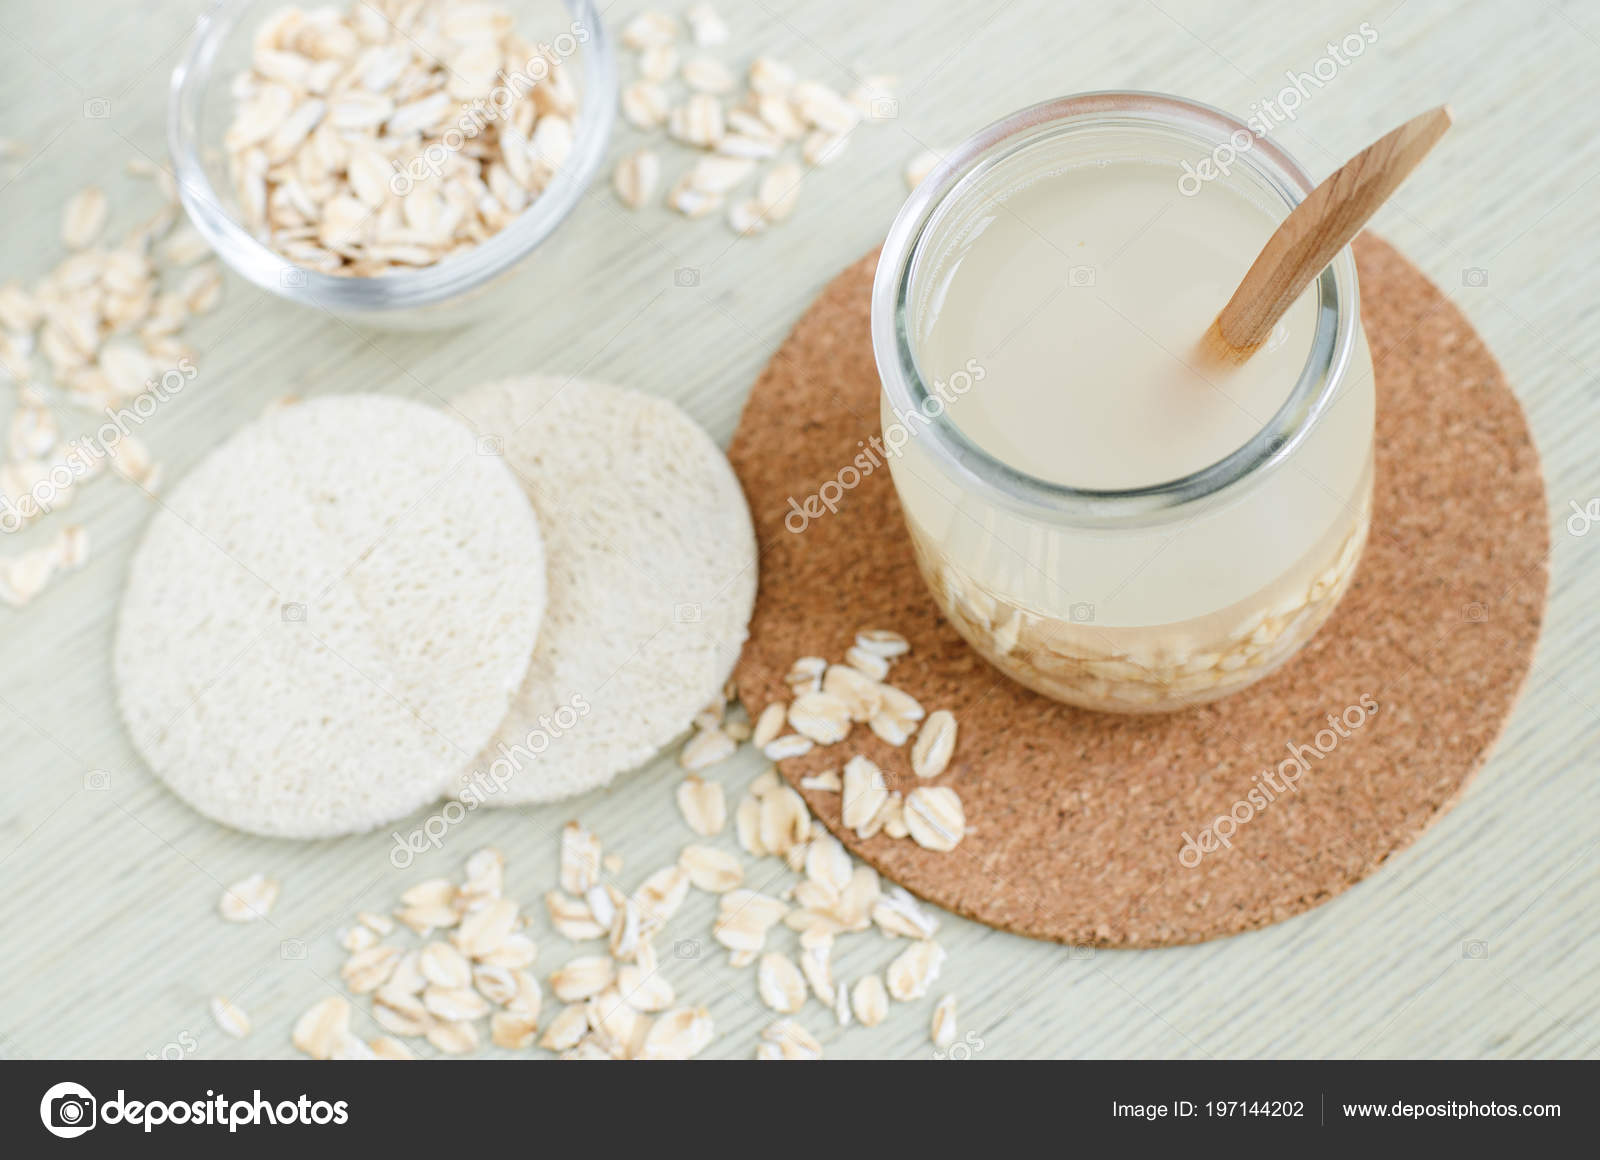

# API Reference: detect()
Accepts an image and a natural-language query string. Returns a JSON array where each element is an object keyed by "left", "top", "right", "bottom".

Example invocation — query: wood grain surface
[{"left": 0, "top": 0, "right": 1595, "bottom": 1060}]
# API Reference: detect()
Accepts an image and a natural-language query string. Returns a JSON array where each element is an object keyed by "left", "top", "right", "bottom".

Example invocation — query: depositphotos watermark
[
  {"left": 0, "top": 358, "right": 197, "bottom": 533},
  {"left": 1177, "top": 22, "right": 1379, "bottom": 196},
  {"left": 389, "top": 694, "right": 590, "bottom": 867},
  {"left": 40, "top": 1082, "right": 348, "bottom": 1137},
  {"left": 1179, "top": 693, "right": 1379, "bottom": 867},
  {"left": 387, "top": 22, "right": 589, "bottom": 196},
  {"left": 784, "top": 357, "right": 985, "bottom": 533}
]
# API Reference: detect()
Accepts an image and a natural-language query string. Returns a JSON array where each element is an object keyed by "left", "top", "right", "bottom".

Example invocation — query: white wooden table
[{"left": 1, "top": 0, "right": 1596, "bottom": 1060}]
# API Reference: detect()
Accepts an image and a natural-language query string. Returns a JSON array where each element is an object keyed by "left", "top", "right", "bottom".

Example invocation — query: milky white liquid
[
  {"left": 888, "top": 141, "right": 1374, "bottom": 687},
  {"left": 919, "top": 160, "right": 1319, "bottom": 491}
]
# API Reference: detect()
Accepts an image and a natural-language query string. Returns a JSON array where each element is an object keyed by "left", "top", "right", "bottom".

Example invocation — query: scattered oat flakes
[
  {"left": 669, "top": 94, "right": 726, "bottom": 149},
  {"left": 756, "top": 161, "right": 802, "bottom": 222},
  {"left": 686, "top": 2, "right": 728, "bottom": 46},
  {"left": 426, "top": 1019, "right": 479, "bottom": 1055},
  {"left": 680, "top": 726, "right": 737, "bottom": 771},
  {"left": 762, "top": 733, "right": 814, "bottom": 760},
  {"left": 342, "top": 945, "right": 401, "bottom": 993},
  {"left": 785, "top": 656, "right": 827, "bottom": 696},
  {"left": 802, "top": 129, "right": 850, "bottom": 167},
  {"left": 638, "top": 43, "right": 678, "bottom": 82},
  {"left": 419, "top": 941, "right": 472, "bottom": 989},
  {"left": 886, "top": 939, "right": 946, "bottom": 1001},
  {"left": 368, "top": 1035, "right": 416, "bottom": 1059},
  {"left": 680, "top": 843, "right": 743, "bottom": 892},
  {"left": 758, "top": 784, "right": 810, "bottom": 856},
  {"left": 734, "top": 793, "right": 765, "bottom": 856},
  {"left": 799, "top": 940, "right": 835, "bottom": 1006},
  {"left": 639, "top": 1006, "right": 715, "bottom": 1059},
  {"left": 473, "top": 964, "right": 519, "bottom": 1007},
  {"left": 218, "top": 873, "right": 278, "bottom": 923},
  {"left": 547, "top": 891, "right": 604, "bottom": 941},
  {"left": 424, "top": 984, "right": 491, "bottom": 1022},
  {"left": 675, "top": 774, "right": 727, "bottom": 835},
  {"left": 911, "top": 709, "right": 958, "bottom": 778},
  {"left": 788, "top": 690, "right": 852, "bottom": 745},
  {"left": 931, "top": 994, "right": 958, "bottom": 1049},
  {"left": 61, "top": 188, "right": 109, "bottom": 250},
  {"left": 844, "top": 644, "right": 890, "bottom": 681},
  {"left": 757, "top": 951, "right": 808, "bottom": 1013},
  {"left": 666, "top": 176, "right": 722, "bottom": 219},
  {"left": 823, "top": 663, "right": 881, "bottom": 721},
  {"left": 683, "top": 55, "right": 735, "bottom": 94},
  {"left": 688, "top": 154, "right": 755, "bottom": 196},
  {"left": 491, "top": 1010, "right": 539, "bottom": 1049},
  {"left": 799, "top": 768, "right": 842, "bottom": 792},
  {"left": 727, "top": 198, "right": 766, "bottom": 236},
  {"left": 455, "top": 897, "right": 518, "bottom": 958},
  {"left": 713, "top": 889, "right": 788, "bottom": 953},
  {"left": 748, "top": 56, "right": 796, "bottom": 95},
  {"left": 560, "top": 822, "right": 602, "bottom": 895},
  {"left": 613, "top": 148, "right": 661, "bottom": 209},
  {"left": 341, "top": 924, "right": 379, "bottom": 953},
  {"left": 550, "top": 955, "right": 616, "bottom": 1003},
  {"left": 760, "top": 1018, "right": 823, "bottom": 1060},
  {"left": 905, "top": 786, "right": 965, "bottom": 852},
  {"left": 622, "top": 10, "right": 678, "bottom": 50},
  {"left": 539, "top": 1004, "right": 590, "bottom": 1051},
  {"left": 0, "top": 549, "right": 56, "bottom": 608},
  {"left": 851, "top": 975, "right": 889, "bottom": 1026},
  {"left": 621, "top": 80, "right": 670, "bottom": 129},
  {"left": 210, "top": 996, "right": 251, "bottom": 1039},
  {"left": 291, "top": 996, "right": 350, "bottom": 1060},
  {"left": 856, "top": 628, "right": 910, "bottom": 659},
  {"left": 873, "top": 886, "right": 941, "bottom": 940},
  {"left": 841, "top": 755, "right": 889, "bottom": 833},
  {"left": 752, "top": 702, "right": 787, "bottom": 747}
]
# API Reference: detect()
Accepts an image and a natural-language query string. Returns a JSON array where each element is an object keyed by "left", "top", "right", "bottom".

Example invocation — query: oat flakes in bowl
[{"left": 168, "top": 0, "right": 614, "bottom": 327}]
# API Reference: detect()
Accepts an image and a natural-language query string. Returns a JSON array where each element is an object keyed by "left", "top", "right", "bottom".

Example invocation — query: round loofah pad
[
  {"left": 453, "top": 376, "right": 758, "bottom": 805},
  {"left": 729, "top": 234, "right": 1549, "bottom": 947},
  {"left": 115, "top": 395, "right": 547, "bottom": 839}
]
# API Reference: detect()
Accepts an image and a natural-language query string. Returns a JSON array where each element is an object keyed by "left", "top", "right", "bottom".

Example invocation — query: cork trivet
[{"left": 729, "top": 234, "right": 1548, "bottom": 947}]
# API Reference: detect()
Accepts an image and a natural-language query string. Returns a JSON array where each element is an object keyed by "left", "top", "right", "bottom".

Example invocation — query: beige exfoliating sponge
[
  {"left": 113, "top": 394, "right": 547, "bottom": 838},
  {"left": 452, "top": 376, "right": 758, "bottom": 804}
]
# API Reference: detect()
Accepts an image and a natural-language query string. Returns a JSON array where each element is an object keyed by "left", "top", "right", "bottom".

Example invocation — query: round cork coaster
[{"left": 729, "top": 234, "right": 1548, "bottom": 948}]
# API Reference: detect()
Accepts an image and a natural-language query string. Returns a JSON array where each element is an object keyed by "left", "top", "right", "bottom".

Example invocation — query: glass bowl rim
[{"left": 166, "top": 0, "right": 616, "bottom": 313}]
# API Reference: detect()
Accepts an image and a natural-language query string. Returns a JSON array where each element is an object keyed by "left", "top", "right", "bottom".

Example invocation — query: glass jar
[{"left": 871, "top": 92, "right": 1374, "bottom": 713}]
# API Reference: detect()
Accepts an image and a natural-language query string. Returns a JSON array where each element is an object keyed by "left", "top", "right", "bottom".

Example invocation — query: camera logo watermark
[
  {"left": 1179, "top": 693, "right": 1379, "bottom": 866},
  {"left": 934, "top": 1030, "right": 986, "bottom": 1060},
  {"left": 1566, "top": 498, "right": 1599, "bottom": 537},
  {"left": 41, "top": 1084, "right": 348, "bottom": 1133},
  {"left": 41, "top": 1081, "right": 97, "bottom": 1138}
]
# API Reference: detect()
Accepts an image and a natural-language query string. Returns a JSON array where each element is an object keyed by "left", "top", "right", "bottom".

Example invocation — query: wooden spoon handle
[{"left": 1208, "top": 105, "right": 1452, "bottom": 359}]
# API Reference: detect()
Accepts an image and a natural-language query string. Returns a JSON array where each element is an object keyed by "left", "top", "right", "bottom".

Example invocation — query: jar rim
[
  {"left": 166, "top": 0, "right": 616, "bottom": 314},
  {"left": 870, "top": 90, "right": 1360, "bottom": 528}
]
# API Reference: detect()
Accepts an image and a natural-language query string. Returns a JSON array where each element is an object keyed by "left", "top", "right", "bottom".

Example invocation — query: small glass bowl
[{"left": 168, "top": 0, "right": 615, "bottom": 328}]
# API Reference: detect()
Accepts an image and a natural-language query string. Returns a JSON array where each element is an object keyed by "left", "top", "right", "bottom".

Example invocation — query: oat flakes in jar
[{"left": 871, "top": 92, "right": 1374, "bottom": 713}]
